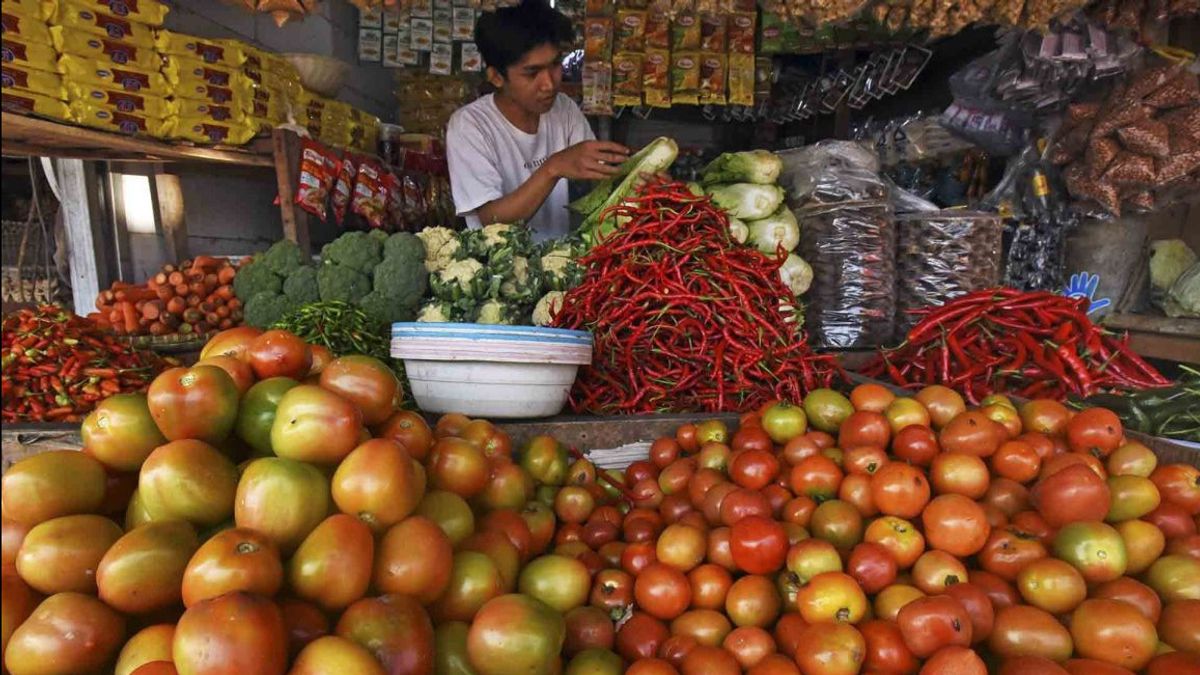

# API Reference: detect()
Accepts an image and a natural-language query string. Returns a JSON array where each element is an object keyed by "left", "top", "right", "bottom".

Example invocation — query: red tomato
[
  {"left": 931, "top": 453, "right": 991, "bottom": 499},
  {"left": 871, "top": 463, "right": 932, "bottom": 519},
  {"left": 1032, "top": 464, "right": 1111, "bottom": 528},
  {"left": 978, "top": 527, "right": 1048, "bottom": 581},
  {"left": 247, "top": 329, "right": 313, "bottom": 380},
  {"left": 919, "top": 645, "right": 986, "bottom": 675},
  {"left": 688, "top": 563, "right": 733, "bottom": 611},
  {"left": 938, "top": 411, "right": 1007, "bottom": 458},
  {"left": 1151, "top": 464, "right": 1200, "bottom": 515},
  {"left": 1070, "top": 599, "right": 1157, "bottom": 671},
  {"left": 922, "top": 494, "right": 991, "bottom": 557},
  {"left": 616, "top": 612, "right": 669, "bottom": 662},
  {"left": 730, "top": 450, "right": 780, "bottom": 491},
  {"left": 860, "top": 619, "right": 919, "bottom": 675},
  {"left": 796, "top": 572, "right": 868, "bottom": 624},
  {"left": 680, "top": 645, "right": 740, "bottom": 675},
  {"left": 650, "top": 438, "right": 682, "bottom": 468},
  {"left": 892, "top": 425, "right": 939, "bottom": 467},
  {"left": 724, "top": 575, "right": 781, "bottom": 629},
  {"left": 789, "top": 456, "right": 843, "bottom": 502},
  {"left": 847, "top": 542, "right": 898, "bottom": 595},
  {"left": 1065, "top": 408, "right": 1123, "bottom": 458},
  {"left": 969, "top": 570, "right": 1021, "bottom": 612},
  {"left": 793, "top": 622, "right": 865, "bottom": 675},
  {"left": 863, "top": 515, "right": 925, "bottom": 570},
  {"left": 942, "top": 582, "right": 995, "bottom": 644},
  {"left": 175, "top": 592, "right": 288, "bottom": 675},
  {"left": 635, "top": 563, "right": 691, "bottom": 621},
  {"left": 896, "top": 595, "right": 973, "bottom": 658},
  {"left": 839, "top": 411, "right": 892, "bottom": 449},
  {"left": 729, "top": 516, "right": 787, "bottom": 575}
]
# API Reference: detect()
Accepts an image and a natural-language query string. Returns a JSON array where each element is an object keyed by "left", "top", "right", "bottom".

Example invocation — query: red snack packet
[
  {"left": 331, "top": 152, "right": 358, "bottom": 228},
  {"left": 351, "top": 158, "right": 387, "bottom": 230},
  {"left": 294, "top": 138, "right": 337, "bottom": 219}
]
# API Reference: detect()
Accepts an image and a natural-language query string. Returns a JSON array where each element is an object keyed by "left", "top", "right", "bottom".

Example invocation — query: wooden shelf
[
  {"left": 1, "top": 113, "right": 273, "bottom": 167},
  {"left": 1104, "top": 313, "right": 1200, "bottom": 365}
]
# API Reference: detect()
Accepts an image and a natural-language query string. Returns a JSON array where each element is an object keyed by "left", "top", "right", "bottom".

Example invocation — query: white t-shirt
[{"left": 446, "top": 93, "right": 594, "bottom": 242}]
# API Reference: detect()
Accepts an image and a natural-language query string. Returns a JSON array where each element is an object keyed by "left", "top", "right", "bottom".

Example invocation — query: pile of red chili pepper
[
  {"left": 551, "top": 179, "right": 843, "bottom": 414},
  {"left": 861, "top": 288, "right": 1172, "bottom": 403},
  {"left": 2, "top": 305, "right": 169, "bottom": 423}
]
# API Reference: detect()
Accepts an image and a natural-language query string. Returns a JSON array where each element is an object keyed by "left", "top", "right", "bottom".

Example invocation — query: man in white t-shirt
[{"left": 446, "top": 0, "right": 629, "bottom": 242}]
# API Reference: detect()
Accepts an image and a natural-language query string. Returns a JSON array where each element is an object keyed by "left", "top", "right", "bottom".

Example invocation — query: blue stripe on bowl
[{"left": 392, "top": 322, "right": 592, "bottom": 345}]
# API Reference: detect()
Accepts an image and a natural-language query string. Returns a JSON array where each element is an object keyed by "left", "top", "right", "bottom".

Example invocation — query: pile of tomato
[{"left": 0, "top": 326, "right": 1198, "bottom": 675}]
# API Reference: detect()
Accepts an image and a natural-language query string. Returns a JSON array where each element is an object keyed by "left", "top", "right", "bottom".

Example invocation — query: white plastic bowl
[{"left": 391, "top": 323, "right": 593, "bottom": 419}]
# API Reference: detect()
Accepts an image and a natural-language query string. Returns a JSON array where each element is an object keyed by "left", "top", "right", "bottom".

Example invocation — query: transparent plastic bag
[{"left": 777, "top": 140, "right": 887, "bottom": 207}]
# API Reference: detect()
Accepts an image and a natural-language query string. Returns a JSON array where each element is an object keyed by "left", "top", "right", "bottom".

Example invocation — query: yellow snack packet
[
  {"left": 2, "top": 88, "right": 70, "bottom": 119},
  {"left": 643, "top": 49, "right": 670, "bottom": 108},
  {"left": 699, "top": 53, "right": 726, "bottom": 105},
  {"left": 167, "top": 117, "right": 257, "bottom": 145},
  {"left": 173, "top": 98, "right": 245, "bottom": 124},
  {"left": 241, "top": 44, "right": 296, "bottom": 79},
  {"left": 2, "top": 12, "right": 53, "bottom": 46},
  {"left": 613, "top": 52, "right": 644, "bottom": 108},
  {"left": 728, "top": 53, "right": 754, "bottom": 106},
  {"left": 163, "top": 56, "right": 240, "bottom": 89},
  {"left": 51, "top": 26, "right": 162, "bottom": 71},
  {"left": 52, "top": 2, "right": 156, "bottom": 48},
  {"left": 245, "top": 115, "right": 273, "bottom": 136},
  {"left": 70, "top": 100, "right": 170, "bottom": 137},
  {"left": 66, "top": 81, "right": 172, "bottom": 117},
  {"left": 671, "top": 51, "right": 699, "bottom": 105},
  {"left": 2, "top": 63, "right": 64, "bottom": 98},
  {"left": 156, "top": 30, "right": 244, "bottom": 67},
  {"left": 3, "top": 37, "right": 60, "bottom": 73},
  {"left": 70, "top": 0, "right": 167, "bottom": 26},
  {"left": 6, "top": 0, "right": 55, "bottom": 21},
  {"left": 56, "top": 54, "right": 166, "bottom": 92}
]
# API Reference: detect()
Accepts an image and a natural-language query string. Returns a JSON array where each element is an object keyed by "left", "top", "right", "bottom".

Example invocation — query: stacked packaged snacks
[
  {"left": 1, "top": 0, "right": 71, "bottom": 121},
  {"left": 157, "top": 30, "right": 261, "bottom": 145},
  {"left": 50, "top": 0, "right": 173, "bottom": 137},
  {"left": 238, "top": 43, "right": 300, "bottom": 134}
]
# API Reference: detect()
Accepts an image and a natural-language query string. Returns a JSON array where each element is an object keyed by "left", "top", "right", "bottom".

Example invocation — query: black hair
[{"left": 474, "top": 0, "right": 574, "bottom": 76}]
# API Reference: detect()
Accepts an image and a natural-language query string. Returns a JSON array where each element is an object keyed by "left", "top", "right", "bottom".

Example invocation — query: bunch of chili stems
[
  {"left": 2, "top": 305, "right": 168, "bottom": 422},
  {"left": 552, "top": 179, "right": 843, "bottom": 414},
  {"left": 862, "top": 289, "right": 1171, "bottom": 404}
]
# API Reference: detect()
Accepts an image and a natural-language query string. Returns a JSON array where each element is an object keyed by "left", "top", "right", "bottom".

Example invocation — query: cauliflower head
[
  {"left": 417, "top": 301, "right": 454, "bottom": 323},
  {"left": 475, "top": 299, "right": 514, "bottom": 325},
  {"left": 416, "top": 226, "right": 461, "bottom": 272},
  {"left": 532, "top": 291, "right": 565, "bottom": 326}
]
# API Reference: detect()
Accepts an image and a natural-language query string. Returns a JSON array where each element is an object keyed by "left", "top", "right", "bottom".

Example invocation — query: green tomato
[
  {"left": 566, "top": 649, "right": 622, "bottom": 675},
  {"left": 1052, "top": 521, "right": 1127, "bottom": 584},
  {"left": 520, "top": 436, "right": 568, "bottom": 486},
  {"left": 435, "top": 621, "right": 477, "bottom": 675},
  {"left": 234, "top": 377, "right": 299, "bottom": 456}
]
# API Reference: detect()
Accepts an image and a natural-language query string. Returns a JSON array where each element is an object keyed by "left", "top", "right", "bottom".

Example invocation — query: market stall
[{"left": 2, "top": 0, "right": 1200, "bottom": 672}]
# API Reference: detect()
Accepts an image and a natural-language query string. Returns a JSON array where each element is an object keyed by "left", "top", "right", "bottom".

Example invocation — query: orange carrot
[
  {"left": 142, "top": 301, "right": 161, "bottom": 321},
  {"left": 118, "top": 301, "right": 139, "bottom": 334},
  {"left": 166, "top": 296, "right": 186, "bottom": 315},
  {"left": 116, "top": 287, "right": 157, "bottom": 303},
  {"left": 227, "top": 297, "right": 242, "bottom": 311},
  {"left": 155, "top": 285, "right": 174, "bottom": 301},
  {"left": 149, "top": 321, "right": 169, "bottom": 336},
  {"left": 215, "top": 285, "right": 235, "bottom": 300},
  {"left": 168, "top": 271, "right": 185, "bottom": 286},
  {"left": 217, "top": 266, "right": 237, "bottom": 285},
  {"left": 216, "top": 305, "right": 231, "bottom": 319},
  {"left": 192, "top": 255, "right": 222, "bottom": 272},
  {"left": 218, "top": 318, "right": 234, "bottom": 329},
  {"left": 174, "top": 284, "right": 190, "bottom": 297}
]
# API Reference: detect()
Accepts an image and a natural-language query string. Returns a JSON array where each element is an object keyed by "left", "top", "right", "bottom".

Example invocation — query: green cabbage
[
  {"left": 746, "top": 207, "right": 800, "bottom": 254},
  {"left": 706, "top": 184, "right": 785, "bottom": 221},
  {"left": 701, "top": 150, "right": 783, "bottom": 186}
]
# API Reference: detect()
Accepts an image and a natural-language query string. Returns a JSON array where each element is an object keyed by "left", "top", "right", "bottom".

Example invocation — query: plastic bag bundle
[
  {"left": 786, "top": 141, "right": 896, "bottom": 348},
  {"left": 895, "top": 212, "right": 1004, "bottom": 334}
]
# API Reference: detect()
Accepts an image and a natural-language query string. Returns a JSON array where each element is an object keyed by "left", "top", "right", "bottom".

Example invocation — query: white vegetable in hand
[
  {"left": 779, "top": 254, "right": 813, "bottom": 296},
  {"left": 746, "top": 207, "right": 800, "bottom": 255}
]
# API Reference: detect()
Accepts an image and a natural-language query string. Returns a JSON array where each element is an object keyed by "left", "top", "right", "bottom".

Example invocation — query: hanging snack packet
[
  {"left": 2, "top": 89, "right": 69, "bottom": 119},
  {"left": 728, "top": 53, "right": 754, "bottom": 106},
  {"left": 672, "top": 51, "right": 700, "bottom": 105},
  {"left": 614, "top": 11, "right": 646, "bottom": 53},
  {"left": 699, "top": 53, "right": 726, "bottom": 105},
  {"left": 66, "top": 83, "right": 172, "bottom": 118},
  {"left": 2, "top": 37, "right": 59, "bottom": 72},
  {"left": 586, "top": 0, "right": 614, "bottom": 16},
  {"left": 383, "top": 171, "right": 405, "bottom": 231},
  {"left": 727, "top": 12, "right": 755, "bottom": 54},
  {"left": 672, "top": 13, "right": 700, "bottom": 51},
  {"left": 699, "top": 14, "right": 726, "bottom": 52},
  {"left": 644, "top": 10, "right": 669, "bottom": 49},
  {"left": 51, "top": 3, "right": 156, "bottom": 47},
  {"left": 1, "top": 12, "right": 52, "bottom": 46},
  {"left": 643, "top": 49, "right": 670, "bottom": 108},
  {"left": 352, "top": 158, "right": 388, "bottom": 230},
  {"left": 50, "top": 27, "right": 162, "bottom": 71},
  {"left": 584, "top": 17, "right": 613, "bottom": 62},
  {"left": 582, "top": 61, "right": 613, "bottom": 115},
  {"left": 57, "top": 54, "right": 166, "bottom": 92},
  {"left": 612, "top": 51, "right": 644, "bottom": 107},
  {"left": 295, "top": 137, "right": 337, "bottom": 219},
  {"left": 331, "top": 153, "right": 359, "bottom": 227}
]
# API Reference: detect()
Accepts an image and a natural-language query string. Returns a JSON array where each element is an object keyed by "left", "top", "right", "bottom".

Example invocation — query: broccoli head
[
  {"left": 358, "top": 290, "right": 417, "bottom": 329},
  {"left": 317, "top": 262, "right": 371, "bottom": 303},
  {"left": 367, "top": 228, "right": 389, "bottom": 243},
  {"left": 384, "top": 232, "right": 426, "bottom": 266},
  {"left": 282, "top": 266, "right": 320, "bottom": 305},
  {"left": 260, "top": 240, "right": 308, "bottom": 277},
  {"left": 232, "top": 259, "right": 283, "bottom": 302},
  {"left": 321, "top": 231, "right": 383, "bottom": 275},
  {"left": 244, "top": 291, "right": 295, "bottom": 329},
  {"left": 373, "top": 255, "right": 428, "bottom": 308}
]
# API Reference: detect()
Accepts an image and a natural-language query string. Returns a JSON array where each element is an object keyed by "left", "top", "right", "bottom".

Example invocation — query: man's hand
[{"left": 546, "top": 141, "right": 631, "bottom": 181}]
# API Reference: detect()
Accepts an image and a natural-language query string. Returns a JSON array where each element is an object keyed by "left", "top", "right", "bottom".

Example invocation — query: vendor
[{"left": 446, "top": 0, "right": 629, "bottom": 242}]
